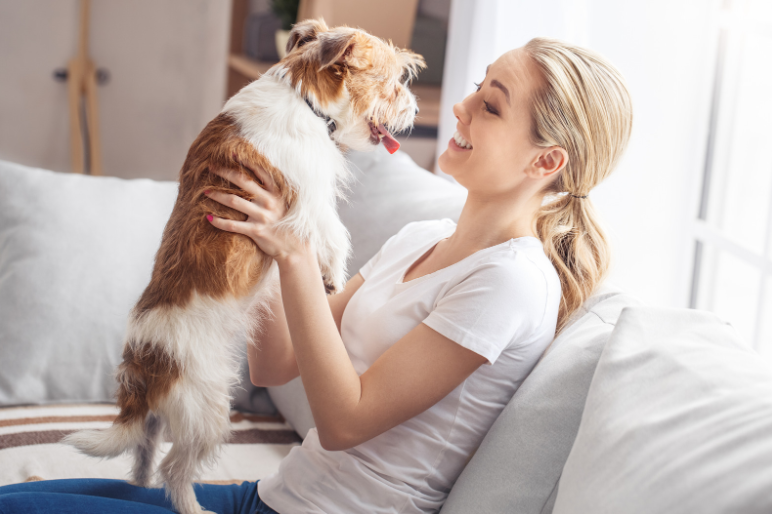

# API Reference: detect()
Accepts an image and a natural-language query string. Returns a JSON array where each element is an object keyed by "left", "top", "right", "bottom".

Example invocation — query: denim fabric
[{"left": 0, "top": 478, "right": 280, "bottom": 514}]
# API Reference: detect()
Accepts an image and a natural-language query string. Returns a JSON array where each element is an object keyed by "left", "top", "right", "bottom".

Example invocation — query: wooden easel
[{"left": 68, "top": 0, "right": 102, "bottom": 175}]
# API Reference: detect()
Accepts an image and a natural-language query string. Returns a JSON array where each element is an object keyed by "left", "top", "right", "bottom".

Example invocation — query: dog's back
[{"left": 62, "top": 101, "right": 293, "bottom": 507}]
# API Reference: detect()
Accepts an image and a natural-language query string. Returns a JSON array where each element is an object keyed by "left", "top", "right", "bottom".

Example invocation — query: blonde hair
[{"left": 523, "top": 38, "right": 633, "bottom": 334}]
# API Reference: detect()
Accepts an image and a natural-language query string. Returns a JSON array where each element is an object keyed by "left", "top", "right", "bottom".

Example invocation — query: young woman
[{"left": 0, "top": 38, "right": 632, "bottom": 514}]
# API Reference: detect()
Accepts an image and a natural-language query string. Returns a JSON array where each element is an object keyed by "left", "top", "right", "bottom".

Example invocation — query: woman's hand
[{"left": 205, "top": 165, "right": 306, "bottom": 263}]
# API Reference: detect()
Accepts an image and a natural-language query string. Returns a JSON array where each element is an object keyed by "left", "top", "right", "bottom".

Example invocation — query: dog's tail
[
  {"left": 62, "top": 418, "right": 145, "bottom": 458},
  {"left": 62, "top": 313, "right": 163, "bottom": 459}
]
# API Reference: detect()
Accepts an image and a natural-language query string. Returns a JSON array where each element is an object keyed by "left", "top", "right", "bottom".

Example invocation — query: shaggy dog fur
[{"left": 64, "top": 19, "right": 423, "bottom": 514}]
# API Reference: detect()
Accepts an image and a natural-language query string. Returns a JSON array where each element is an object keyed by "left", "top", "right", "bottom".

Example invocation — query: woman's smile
[{"left": 450, "top": 130, "right": 473, "bottom": 151}]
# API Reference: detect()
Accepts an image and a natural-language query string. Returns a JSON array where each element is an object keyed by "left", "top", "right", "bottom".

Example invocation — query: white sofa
[{"left": 1, "top": 150, "right": 771, "bottom": 513}]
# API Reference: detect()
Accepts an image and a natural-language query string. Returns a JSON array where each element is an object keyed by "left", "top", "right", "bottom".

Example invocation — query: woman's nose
[{"left": 452, "top": 101, "right": 470, "bottom": 125}]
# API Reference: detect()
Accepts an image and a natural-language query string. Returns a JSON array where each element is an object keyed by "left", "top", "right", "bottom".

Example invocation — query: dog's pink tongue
[{"left": 378, "top": 123, "right": 400, "bottom": 154}]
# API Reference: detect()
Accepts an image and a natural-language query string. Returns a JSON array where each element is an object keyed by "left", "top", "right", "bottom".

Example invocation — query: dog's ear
[
  {"left": 317, "top": 30, "right": 357, "bottom": 69},
  {"left": 286, "top": 18, "right": 328, "bottom": 55},
  {"left": 397, "top": 49, "right": 426, "bottom": 83}
]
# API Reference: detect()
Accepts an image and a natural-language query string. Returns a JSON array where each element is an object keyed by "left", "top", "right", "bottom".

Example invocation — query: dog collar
[{"left": 304, "top": 98, "right": 337, "bottom": 135}]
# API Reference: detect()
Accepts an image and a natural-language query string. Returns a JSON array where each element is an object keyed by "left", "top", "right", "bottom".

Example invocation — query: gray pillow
[
  {"left": 268, "top": 147, "right": 468, "bottom": 437},
  {"left": 441, "top": 286, "right": 641, "bottom": 514},
  {"left": 553, "top": 307, "right": 772, "bottom": 513},
  {"left": 340, "top": 147, "right": 468, "bottom": 274},
  {"left": 0, "top": 159, "right": 274, "bottom": 414}
]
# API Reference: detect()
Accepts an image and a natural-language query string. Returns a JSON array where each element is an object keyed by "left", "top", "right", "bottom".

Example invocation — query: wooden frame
[{"left": 68, "top": 0, "right": 102, "bottom": 175}]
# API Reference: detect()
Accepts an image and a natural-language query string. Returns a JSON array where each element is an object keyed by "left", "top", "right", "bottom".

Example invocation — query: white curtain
[{"left": 433, "top": 0, "right": 720, "bottom": 311}]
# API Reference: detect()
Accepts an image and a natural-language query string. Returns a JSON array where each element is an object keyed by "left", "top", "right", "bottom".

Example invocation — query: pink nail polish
[
  {"left": 204, "top": 190, "right": 210, "bottom": 195},
  {"left": 206, "top": 214, "right": 213, "bottom": 222}
]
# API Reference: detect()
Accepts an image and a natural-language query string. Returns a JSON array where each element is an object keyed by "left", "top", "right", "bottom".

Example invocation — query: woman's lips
[{"left": 449, "top": 137, "right": 472, "bottom": 151}]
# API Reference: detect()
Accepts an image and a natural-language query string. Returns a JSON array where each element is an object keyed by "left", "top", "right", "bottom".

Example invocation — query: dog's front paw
[{"left": 322, "top": 274, "right": 338, "bottom": 295}]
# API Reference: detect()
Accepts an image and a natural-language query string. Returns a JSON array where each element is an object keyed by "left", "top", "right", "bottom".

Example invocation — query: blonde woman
[{"left": 0, "top": 38, "right": 632, "bottom": 514}]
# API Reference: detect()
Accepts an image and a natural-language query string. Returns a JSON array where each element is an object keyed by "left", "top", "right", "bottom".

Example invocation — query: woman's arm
[
  {"left": 247, "top": 285, "right": 298, "bottom": 387},
  {"left": 248, "top": 271, "right": 365, "bottom": 387},
  {"left": 206, "top": 165, "right": 487, "bottom": 451},
  {"left": 277, "top": 247, "right": 488, "bottom": 451}
]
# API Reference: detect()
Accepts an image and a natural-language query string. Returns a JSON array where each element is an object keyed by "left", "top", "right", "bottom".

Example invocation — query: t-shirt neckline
[{"left": 396, "top": 221, "right": 541, "bottom": 286}]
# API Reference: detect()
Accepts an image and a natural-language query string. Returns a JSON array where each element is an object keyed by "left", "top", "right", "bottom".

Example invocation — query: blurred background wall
[
  {"left": 437, "top": 0, "right": 772, "bottom": 358},
  {"left": 0, "top": 0, "right": 769, "bottom": 352},
  {"left": 437, "top": 0, "right": 718, "bottom": 312},
  {"left": 0, "top": 0, "right": 231, "bottom": 180}
]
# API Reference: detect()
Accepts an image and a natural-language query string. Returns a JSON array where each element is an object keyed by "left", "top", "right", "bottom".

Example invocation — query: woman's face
[{"left": 437, "top": 48, "right": 549, "bottom": 195}]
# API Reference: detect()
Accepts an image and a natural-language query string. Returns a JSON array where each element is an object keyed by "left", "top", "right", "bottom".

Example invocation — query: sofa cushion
[
  {"left": 267, "top": 147, "right": 468, "bottom": 437},
  {"left": 552, "top": 307, "right": 772, "bottom": 514},
  {"left": 340, "top": 147, "right": 468, "bottom": 274},
  {"left": 440, "top": 285, "right": 641, "bottom": 514},
  {"left": 0, "top": 160, "right": 275, "bottom": 414}
]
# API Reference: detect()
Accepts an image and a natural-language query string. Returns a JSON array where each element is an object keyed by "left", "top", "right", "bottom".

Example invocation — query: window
[{"left": 690, "top": 0, "right": 772, "bottom": 360}]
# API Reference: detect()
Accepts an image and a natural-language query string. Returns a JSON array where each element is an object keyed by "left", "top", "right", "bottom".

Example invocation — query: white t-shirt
[{"left": 258, "top": 218, "right": 561, "bottom": 514}]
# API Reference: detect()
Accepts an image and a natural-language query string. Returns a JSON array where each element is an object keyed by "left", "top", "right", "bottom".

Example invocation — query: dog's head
[{"left": 273, "top": 19, "right": 425, "bottom": 153}]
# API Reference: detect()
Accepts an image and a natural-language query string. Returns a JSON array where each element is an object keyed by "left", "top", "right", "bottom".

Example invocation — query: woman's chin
[{"left": 437, "top": 151, "right": 454, "bottom": 176}]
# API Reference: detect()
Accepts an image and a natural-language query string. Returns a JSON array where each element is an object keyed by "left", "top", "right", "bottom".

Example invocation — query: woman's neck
[{"left": 447, "top": 190, "right": 541, "bottom": 253}]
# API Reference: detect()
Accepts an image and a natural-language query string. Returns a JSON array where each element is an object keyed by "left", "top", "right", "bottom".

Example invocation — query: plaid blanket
[{"left": 0, "top": 403, "right": 301, "bottom": 486}]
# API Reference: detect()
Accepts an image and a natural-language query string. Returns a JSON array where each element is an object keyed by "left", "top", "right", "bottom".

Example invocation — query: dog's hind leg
[
  {"left": 158, "top": 442, "right": 215, "bottom": 514},
  {"left": 158, "top": 381, "right": 232, "bottom": 514},
  {"left": 130, "top": 413, "right": 164, "bottom": 488}
]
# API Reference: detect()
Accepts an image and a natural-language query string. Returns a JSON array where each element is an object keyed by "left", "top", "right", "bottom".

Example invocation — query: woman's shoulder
[
  {"left": 429, "top": 238, "right": 561, "bottom": 351},
  {"left": 387, "top": 218, "right": 456, "bottom": 248},
  {"left": 398, "top": 218, "right": 455, "bottom": 237},
  {"left": 455, "top": 237, "right": 561, "bottom": 310}
]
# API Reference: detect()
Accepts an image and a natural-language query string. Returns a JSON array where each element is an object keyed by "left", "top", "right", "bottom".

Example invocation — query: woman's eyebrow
[{"left": 490, "top": 79, "right": 510, "bottom": 106}]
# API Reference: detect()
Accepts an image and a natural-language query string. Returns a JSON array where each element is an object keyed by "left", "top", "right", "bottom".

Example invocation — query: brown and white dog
[{"left": 64, "top": 19, "right": 423, "bottom": 514}]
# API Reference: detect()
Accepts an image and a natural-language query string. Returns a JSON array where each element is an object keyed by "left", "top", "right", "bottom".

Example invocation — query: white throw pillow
[
  {"left": 0, "top": 160, "right": 274, "bottom": 414},
  {"left": 0, "top": 161, "right": 177, "bottom": 405},
  {"left": 553, "top": 307, "right": 772, "bottom": 514}
]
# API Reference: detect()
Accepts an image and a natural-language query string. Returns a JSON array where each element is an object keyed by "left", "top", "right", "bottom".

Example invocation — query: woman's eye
[
  {"left": 473, "top": 81, "right": 482, "bottom": 92},
  {"left": 483, "top": 100, "right": 499, "bottom": 116}
]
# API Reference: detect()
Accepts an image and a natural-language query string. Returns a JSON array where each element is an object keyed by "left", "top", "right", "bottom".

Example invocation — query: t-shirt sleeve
[
  {"left": 359, "top": 239, "right": 391, "bottom": 280},
  {"left": 422, "top": 258, "right": 549, "bottom": 365}
]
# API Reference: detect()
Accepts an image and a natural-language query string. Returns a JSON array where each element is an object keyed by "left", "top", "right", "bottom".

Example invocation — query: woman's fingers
[
  {"left": 205, "top": 190, "right": 266, "bottom": 219},
  {"left": 207, "top": 213, "right": 256, "bottom": 237},
  {"left": 212, "top": 167, "right": 263, "bottom": 196},
  {"left": 212, "top": 161, "right": 278, "bottom": 196},
  {"left": 237, "top": 160, "right": 278, "bottom": 195},
  {"left": 211, "top": 167, "right": 283, "bottom": 211}
]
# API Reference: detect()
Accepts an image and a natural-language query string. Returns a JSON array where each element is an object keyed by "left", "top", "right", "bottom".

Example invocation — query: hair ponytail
[
  {"left": 535, "top": 194, "right": 611, "bottom": 334},
  {"left": 524, "top": 38, "right": 633, "bottom": 334}
]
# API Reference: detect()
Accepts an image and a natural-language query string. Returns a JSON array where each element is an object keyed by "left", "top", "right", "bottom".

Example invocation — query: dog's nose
[{"left": 415, "top": 107, "right": 420, "bottom": 115}]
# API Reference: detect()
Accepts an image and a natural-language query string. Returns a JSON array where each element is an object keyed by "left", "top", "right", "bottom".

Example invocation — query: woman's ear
[{"left": 532, "top": 146, "right": 569, "bottom": 179}]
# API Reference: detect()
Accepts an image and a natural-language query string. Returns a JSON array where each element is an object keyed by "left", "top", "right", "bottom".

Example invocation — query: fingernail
[
  {"left": 204, "top": 190, "right": 210, "bottom": 195},
  {"left": 206, "top": 214, "right": 213, "bottom": 222}
]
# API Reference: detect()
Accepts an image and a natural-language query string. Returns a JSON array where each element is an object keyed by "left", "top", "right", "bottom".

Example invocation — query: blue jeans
[{"left": 0, "top": 479, "right": 279, "bottom": 514}]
